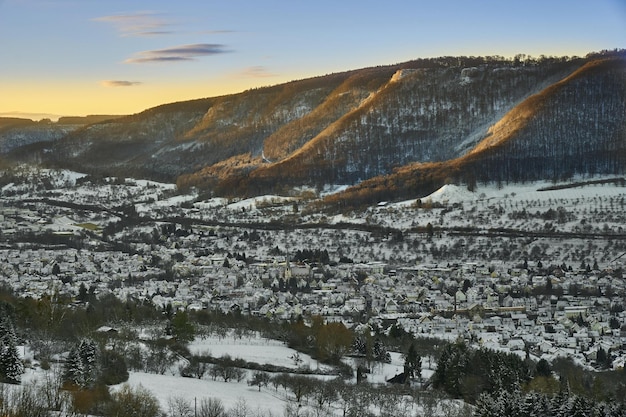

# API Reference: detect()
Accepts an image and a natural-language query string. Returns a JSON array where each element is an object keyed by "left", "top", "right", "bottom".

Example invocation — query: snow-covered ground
[
  {"left": 226, "top": 195, "right": 296, "bottom": 211},
  {"left": 122, "top": 371, "right": 286, "bottom": 416},
  {"left": 188, "top": 333, "right": 333, "bottom": 374}
]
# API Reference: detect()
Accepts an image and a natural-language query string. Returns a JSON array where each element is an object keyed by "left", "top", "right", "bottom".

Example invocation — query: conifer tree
[
  {"left": 404, "top": 343, "right": 421, "bottom": 380},
  {"left": 0, "top": 315, "right": 24, "bottom": 384},
  {"left": 63, "top": 345, "right": 85, "bottom": 387},
  {"left": 79, "top": 338, "right": 100, "bottom": 387},
  {"left": 63, "top": 338, "right": 100, "bottom": 388},
  {"left": 0, "top": 336, "right": 24, "bottom": 384}
]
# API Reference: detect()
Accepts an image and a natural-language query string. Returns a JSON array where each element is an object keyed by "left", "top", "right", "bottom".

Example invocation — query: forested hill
[
  {"left": 330, "top": 55, "right": 626, "bottom": 206},
  {"left": 2, "top": 50, "right": 624, "bottom": 203}
]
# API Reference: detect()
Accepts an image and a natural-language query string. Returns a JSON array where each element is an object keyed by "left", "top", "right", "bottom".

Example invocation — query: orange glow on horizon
[{"left": 0, "top": 75, "right": 291, "bottom": 119}]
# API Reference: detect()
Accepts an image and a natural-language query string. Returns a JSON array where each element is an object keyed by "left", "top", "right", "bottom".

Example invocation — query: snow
[
  {"left": 189, "top": 334, "right": 434, "bottom": 386},
  {"left": 120, "top": 371, "right": 286, "bottom": 415},
  {"left": 320, "top": 184, "right": 350, "bottom": 197},
  {"left": 424, "top": 184, "right": 477, "bottom": 205},
  {"left": 188, "top": 334, "right": 333, "bottom": 373},
  {"left": 391, "top": 178, "right": 626, "bottom": 210},
  {"left": 194, "top": 198, "right": 229, "bottom": 209},
  {"left": 227, "top": 195, "right": 295, "bottom": 211},
  {"left": 136, "top": 193, "right": 197, "bottom": 212},
  {"left": 329, "top": 213, "right": 366, "bottom": 225},
  {"left": 133, "top": 179, "right": 177, "bottom": 190}
]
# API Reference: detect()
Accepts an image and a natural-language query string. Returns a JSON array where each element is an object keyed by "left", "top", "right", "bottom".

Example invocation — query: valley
[
  {"left": 0, "top": 49, "right": 625, "bottom": 417},
  {"left": 0, "top": 167, "right": 625, "bottom": 416}
]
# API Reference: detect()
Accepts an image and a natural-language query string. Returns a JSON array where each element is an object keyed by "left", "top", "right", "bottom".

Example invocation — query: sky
[{"left": 1, "top": 0, "right": 624, "bottom": 119}]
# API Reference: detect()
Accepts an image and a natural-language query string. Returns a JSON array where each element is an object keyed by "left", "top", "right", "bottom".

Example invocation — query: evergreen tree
[
  {"left": 373, "top": 339, "right": 391, "bottom": 363},
  {"left": 63, "top": 338, "right": 100, "bottom": 388},
  {"left": 63, "top": 345, "right": 85, "bottom": 387},
  {"left": 79, "top": 338, "right": 100, "bottom": 387},
  {"left": 0, "top": 315, "right": 24, "bottom": 384},
  {"left": 352, "top": 335, "right": 367, "bottom": 356},
  {"left": 99, "top": 350, "right": 129, "bottom": 385},
  {"left": 404, "top": 343, "right": 421, "bottom": 380},
  {"left": 536, "top": 358, "right": 552, "bottom": 377},
  {"left": 170, "top": 310, "right": 195, "bottom": 344},
  {"left": 0, "top": 336, "right": 24, "bottom": 384},
  {"left": 77, "top": 283, "right": 89, "bottom": 303}
]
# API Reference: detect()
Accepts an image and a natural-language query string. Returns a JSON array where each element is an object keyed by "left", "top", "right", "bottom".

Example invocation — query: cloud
[
  {"left": 125, "top": 43, "right": 230, "bottom": 64},
  {"left": 238, "top": 66, "right": 277, "bottom": 78},
  {"left": 94, "top": 12, "right": 172, "bottom": 37},
  {"left": 100, "top": 80, "right": 142, "bottom": 87}
]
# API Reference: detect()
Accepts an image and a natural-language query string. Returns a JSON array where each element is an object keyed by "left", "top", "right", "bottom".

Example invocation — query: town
[{"left": 1, "top": 167, "right": 625, "bottom": 375}]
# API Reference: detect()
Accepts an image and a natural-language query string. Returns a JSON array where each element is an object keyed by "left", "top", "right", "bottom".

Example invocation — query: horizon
[{"left": 1, "top": 0, "right": 624, "bottom": 118}]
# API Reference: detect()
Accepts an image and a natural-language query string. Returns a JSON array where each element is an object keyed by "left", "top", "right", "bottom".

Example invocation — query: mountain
[
  {"left": 2, "top": 50, "right": 625, "bottom": 203},
  {"left": 328, "top": 56, "right": 626, "bottom": 207}
]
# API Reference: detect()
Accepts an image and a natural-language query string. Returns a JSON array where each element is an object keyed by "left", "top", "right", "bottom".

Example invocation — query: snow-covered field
[
  {"left": 189, "top": 334, "right": 332, "bottom": 373},
  {"left": 186, "top": 333, "right": 435, "bottom": 384},
  {"left": 123, "top": 371, "right": 286, "bottom": 416}
]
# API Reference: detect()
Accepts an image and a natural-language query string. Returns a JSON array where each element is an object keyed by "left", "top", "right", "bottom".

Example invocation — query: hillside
[
  {"left": 329, "top": 56, "right": 626, "bottom": 207},
  {"left": 2, "top": 50, "right": 624, "bottom": 201}
]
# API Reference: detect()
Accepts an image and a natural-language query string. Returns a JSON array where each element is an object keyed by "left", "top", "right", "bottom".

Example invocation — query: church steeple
[{"left": 284, "top": 258, "right": 292, "bottom": 280}]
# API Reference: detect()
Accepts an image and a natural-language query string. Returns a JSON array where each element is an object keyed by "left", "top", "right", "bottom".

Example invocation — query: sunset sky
[{"left": 1, "top": 0, "right": 624, "bottom": 119}]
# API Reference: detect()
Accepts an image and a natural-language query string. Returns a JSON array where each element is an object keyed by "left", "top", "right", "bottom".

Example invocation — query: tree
[
  {"left": 373, "top": 339, "right": 391, "bottom": 363},
  {"left": 248, "top": 371, "right": 270, "bottom": 391},
  {"left": 213, "top": 361, "right": 245, "bottom": 383},
  {"left": 106, "top": 384, "right": 161, "bottom": 417},
  {"left": 285, "top": 375, "right": 314, "bottom": 404},
  {"left": 352, "top": 335, "right": 366, "bottom": 353},
  {"left": 63, "top": 345, "right": 85, "bottom": 388},
  {"left": 145, "top": 341, "right": 176, "bottom": 375},
  {"left": 312, "top": 378, "right": 338, "bottom": 415},
  {"left": 0, "top": 336, "right": 24, "bottom": 384},
  {"left": 99, "top": 350, "right": 129, "bottom": 385},
  {"left": 79, "top": 338, "right": 100, "bottom": 387},
  {"left": 535, "top": 358, "right": 552, "bottom": 377},
  {"left": 168, "top": 395, "right": 193, "bottom": 417},
  {"left": 170, "top": 311, "right": 195, "bottom": 344},
  {"left": 77, "top": 283, "right": 89, "bottom": 303},
  {"left": 228, "top": 398, "right": 249, "bottom": 417},
  {"left": 197, "top": 397, "right": 226, "bottom": 417},
  {"left": 596, "top": 347, "right": 612, "bottom": 369},
  {"left": 433, "top": 342, "right": 529, "bottom": 401},
  {"left": 0, "top": 315, "right": 23, "bottom": 385},
  {"left": 426, "top": 222, "right": 434, "bottom": 239},
  {"left": 63, "top": 338, "right": 100, "bottom": 389},
  {"left": 404, "top": 343, "right": 421, "bottom": 381},
  {"left": 180, "top": 356, "right": 209, "bottom": 379},
  {"left": 314, "top": 320, "right": 353, "bottom": 363}
]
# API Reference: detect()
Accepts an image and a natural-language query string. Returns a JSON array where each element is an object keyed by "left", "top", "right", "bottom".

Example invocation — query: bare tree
[
  {"left": 36, "top": 368, "right": 71, "bottom": 412},
  {"left": 312, "top": 378, "right": 338, "bottom": 417},
  {"left": 168, "top": 395, "right": 193, "bottom": 417},
  {"left": 228, "top": 397, "right": 249, "bottom": 417},
  {"left": 214, "top": 363, "right": 245, "bottom": 383},
  {"left": 107, "top": 384, "right": 162, "bottom": 417},
  {"left": 248, "top": 371, "right": 270, "bottom": 391},
  {"left": 197, "top": 397, "right": 226, "bottom": 417},
  {"left": 285, "top": 374, "right": 315, "bottom": 405},
  {"left": 180, "top": 356, "right": 209, "bottom": 379}
]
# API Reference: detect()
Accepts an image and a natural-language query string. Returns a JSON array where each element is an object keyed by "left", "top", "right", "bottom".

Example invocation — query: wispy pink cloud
[
  {"left": 237, "top": 66, "right": 277, "bottom": 78},
  {"left": 125, "top": 44, "right": 230, "bottom": 64},
  {"left": 94, "top": 12, "right": 173, "bottom": 37},
  {"left": 100, "top": 80, "right": 142, "bottom": 87}
]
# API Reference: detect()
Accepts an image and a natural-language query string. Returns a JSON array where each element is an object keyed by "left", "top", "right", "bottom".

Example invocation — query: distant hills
[{"left": 1, "top": 50, "right": 624, "bottom": 205}]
